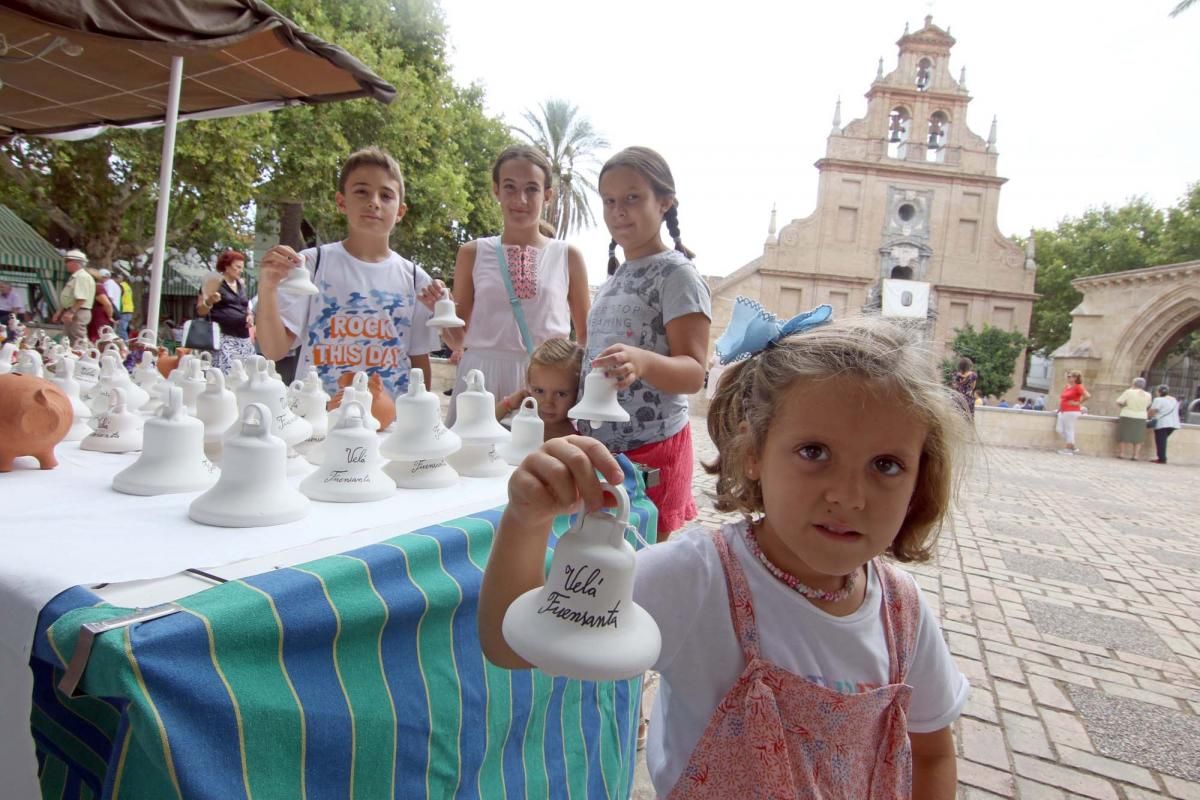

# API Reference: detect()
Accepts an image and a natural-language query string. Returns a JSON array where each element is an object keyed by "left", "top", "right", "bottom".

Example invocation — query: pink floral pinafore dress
[{"left": 667, "top": 529, "right": 921, "bottom": 799}]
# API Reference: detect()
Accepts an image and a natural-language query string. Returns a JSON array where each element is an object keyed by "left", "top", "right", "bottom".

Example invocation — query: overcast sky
[{"left": 439, "top": 0, "right": 1200, "bottom": 286}]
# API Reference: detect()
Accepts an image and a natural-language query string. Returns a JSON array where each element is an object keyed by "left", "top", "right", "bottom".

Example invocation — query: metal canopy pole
[{"left": 145, "top": 55, "right": 183, "bottom": 336}]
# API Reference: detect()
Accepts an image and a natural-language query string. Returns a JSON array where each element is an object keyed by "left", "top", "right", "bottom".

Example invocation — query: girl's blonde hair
[
  {"left": 527, "top": 337, "right": 584, "bottom": 382},
  {"left": 705, "top": 315, "right": 970, "bottom": 563}
]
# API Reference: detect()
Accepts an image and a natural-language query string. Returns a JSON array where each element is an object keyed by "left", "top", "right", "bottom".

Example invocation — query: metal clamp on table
[{"left": 58, "top": 603, "right": 184, "bottom": 697}]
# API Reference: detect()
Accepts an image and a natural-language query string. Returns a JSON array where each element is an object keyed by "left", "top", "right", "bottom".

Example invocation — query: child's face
[
  {"left": 747, "top": 376, "right": 927, "bottom": 586},
  {"left": 599, "top": 166, "right": 672, "bottom": 261},
  {"left": 493, "top": 158, "right": 551, "bottom": 230},
  {"left": 336, "top": 166, "right": 406, "bottom": 236},
  {"left": 528, "top": 363, "right": 577, "bottom": 425}
]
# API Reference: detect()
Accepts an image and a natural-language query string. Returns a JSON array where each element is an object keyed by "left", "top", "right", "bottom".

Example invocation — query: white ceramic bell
[
  {"left": 450, "top": 369, "right": 512, "bottom": 446},
  {"left": 80, "top": 388, "right": 145, "bottom": 453},
  {"left": 302, "top": 383, "right": 366, "bottom": 466},
  {"left": 13, "top": 349, "right": 44, "bottom": 378},
  {"left": 196, "top": 368, "right": 239, "bottom": 445},
  {"left": 135, "top": 328, "right": 158, "bottom": 349},
  {"left": 382, "top": 457, "right": 459, "bottom": 489},
  {"left": 178, "top": 357, "right": 208, "bottom": 412},
  {"left": 381, "top": 368, "right": 461, "bottom": 461},
  {"left": 498, "top": 397, "right": 544, "bottom": 466},
  {"left": 189, "top": 402, "right": 309, "bottom": 527},
  {"left": 90, "top": 354, "right": 150, "bottom": 415},
  {"left": 332, "top": 372, "right": 381, "bottom": 431},
  {"left": 113, "top": 386, "right": 219, "bottom": 496},
  {"left": 288, "top": 369, "right": 330, "bottom": 449},
  {"left": 166, "top": 352, "right": 193, "bottom": 385},
  {"left": 277, "top": 253, "right": 320, "bottom": 296},
  {"left": 226, "top": 358, "right": 249, "bottom": 391},
  {"left": 234, "top": 356, "right": 312, "bottom": 449},
  {"left": 426, "top": 296, "right": 465, "bottom": 328},
  {"left": 502, "top": 483, "right": 661, "bottom": 681},
  {"left": 446, "top": 442, "right": 509, "bottom": 478},
  {"left": 568, "top": 368, "right": 630, "bottom": 425},
  {"left": 133, "top": 351, "right": 164, "bottom": 392},
  {"left": 299, "top": 401, "right": 396, "bottom": 502},
  {"left": 0, "top": 341, "right": 17, "bottom": 374},
  {"left": 266, "top": 359, "right": 282, "bottom": 382},
  {"left": 51, "top": 357, "right": 93, "bottom": 442},
  {"left": 96, "top": 325, "right": 119, "bottom": 347}
]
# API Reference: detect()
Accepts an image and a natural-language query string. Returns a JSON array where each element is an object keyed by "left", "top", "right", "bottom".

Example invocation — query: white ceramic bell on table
[
  {"left": 90, "top": 354, "right": 150, "bottom": 415},
  {"left": 95, "top": 325, "right": 119, "bottom": 347},
  {"left": 288, "top": 369, "right": 330, "bottom": 452},
  {"left": 266, "top": 359, "right": 283, "bottom": 382},
  {"left": 447, "top": 369, "right": 510, "bottom": 478},
  {"left": 178, "top": 357, "right": 208, "bottom": 412},
  {"left": 0, "top": 341, "right": 17, "bottom": 374},
  {"left": 503, "top": 483, "right": 660, "bottom": 681},
  {"left": 132, "top": 350, "right": 163, "bottom": 390},
  {"left": 380, "top": 368, "right": 461, "bottom": 489},
  {"left": 113, "top": 386, "right": 219, "bottom": 496},
  {"left": 195, "top": 368, "right": 239, "bottom": 449},
  {"left": 81, "top": 388, "right": 145, "bottom": 453},
  {"left": 330, "top": 372, "right": 381, "bottom": 430},
  {"left": 51, "top": 357, "right": 93, "bottom": 442},
  {"left": 568, "top": 368, "right": 630, "bottom": 426},
  {"left": 135, "top": 328, "right": 157, "bottom": 349},
  {"left": 300, "top": 401, "right": 396, "bottom": 502},
  {"left": 226, "top": 358, "right": 249, "bottom": 391},
  {"left": 13, "top": 349, "right": 44, "bottom": 378},
  {"left": 166, "top": 352, "right": 193, "bottom": 385},
  {"left": 235, "top": 356, "right": 312, "bottom": 450},
  {"left": 382, "top": 458, "right": 461, "bottom": 489},
  {"left": 498, "top": 397, "right": 544, "bottom": 466},
  {"left": 189, "top": 402, "right": 310, "bottom": 528},
  {"left": 426, "top": 296, "right": 465, "bottom": 328},
  {"left": 74, "top": 348, "right": 101, "bottom": 393}
]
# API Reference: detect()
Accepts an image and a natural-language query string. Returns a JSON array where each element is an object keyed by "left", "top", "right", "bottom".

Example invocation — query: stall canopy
[
  {"left": 0, "top": 203, "right": 63, "bottom": 306},
  {"left": 0, "top": 0, "right": 396, "bottom": 325}
]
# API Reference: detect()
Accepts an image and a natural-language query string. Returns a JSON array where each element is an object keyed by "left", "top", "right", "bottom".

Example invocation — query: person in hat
[
  {"left": 98, "top": 268, "right": 122, "bottom": 319},
  {"left": 51, "top": 249, "right": 95, "bottom": 344}
]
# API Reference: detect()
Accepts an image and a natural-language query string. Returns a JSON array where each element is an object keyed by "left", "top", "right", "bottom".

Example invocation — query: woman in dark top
[
  {"left": 951, "top": 356, "right": 979, "bottom": 419},
  {"left": 198, "top": 249, "right": 255, "bottom": 372}
]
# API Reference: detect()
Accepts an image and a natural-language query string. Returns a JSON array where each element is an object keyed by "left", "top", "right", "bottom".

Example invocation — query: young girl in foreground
[
  {"left": 479, "top": 311, "right": 969, "bottom": 798},
  {"left": 494, "top": 337, "right": 583, "bottom": 440}
]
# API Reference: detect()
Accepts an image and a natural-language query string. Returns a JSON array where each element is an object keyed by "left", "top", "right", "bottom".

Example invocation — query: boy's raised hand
[
  {"left": 258, "top": 245, "right": 303, "bottom": 291},
  {"left": 416, "top": 280, "right": 448, "bottom": 310},
  {"left": 507, "top": 436, "right": 625, "bottom": 527}
]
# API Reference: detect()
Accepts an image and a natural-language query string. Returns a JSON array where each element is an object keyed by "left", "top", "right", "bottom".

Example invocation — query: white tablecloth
[{"left": 0, "top": 441, "right": 512, "bottom": 800}]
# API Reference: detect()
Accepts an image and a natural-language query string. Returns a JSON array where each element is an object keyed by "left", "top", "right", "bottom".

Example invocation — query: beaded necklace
[{"left": 744, "top": 523, "right": 859, "bottom": 603}]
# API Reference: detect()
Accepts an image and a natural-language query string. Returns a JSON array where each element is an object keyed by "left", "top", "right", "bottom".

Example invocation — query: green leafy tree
[
  {"left": 941, "top": 324, "right": 1029, "bottom": 399},
  {"left": 515, "top": 99, "right": 607, "bottom": 238}
]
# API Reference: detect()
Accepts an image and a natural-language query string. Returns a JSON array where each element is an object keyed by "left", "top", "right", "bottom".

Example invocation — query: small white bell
[
  {"left": 502, "top": 483, "right": 661, "bottom": 681},
  {"left": 113, "top": 386, "right": 219, "bottom": 496},
  {"left": 300, "top": 401, "right": 396, "bottom": 502},
  {"left": 332, "top": 372, "right": 381, "bottom": 431},
  {"left": 226, "top": 358, "right": 249, "bottom": 391},
  {"left": 135, "top": 328, "right": 158, "bottom": 349},
  {"left": 81, "top": 387, "right": 145, "bottom": 453},
  {"left": 234, "top": 356, "right": 312, "bottom": 449},
  {"left": 90, "top": 355, "right": 149, "bottom": 415},
  {"left": 13, "top": 349, "right": 44, "bottom": 378},
  {"left": 266, "top": 358, "right": 282, "bottom": 382},
  {"left": 289, "top": 370, "right": 330, "bottom": 452},
  {"left": 568, "top": 368, "right": 630, "bottom": 426},
  {"left": 74, "top": 348, "right": 101, "bottom": 391},
  {"left": 51, "top": 357, "right": 93, "bottom": 442},
  {"left": 382, "top": 457, "right": 459, "bottom": 489},
  {"left": 426, "top": 296, "right": 465, "bottom": 328},
  {"left": 96, "top": 325, "right": 119, "bottom": 346},
  {"left": 381, "top": 368, "right": 461, "bottom": 462},
  {"left": 189, "top": 402, "right": 310, "bottom": 527},
  {"left": 195, "top": 368, "right": 239, "bottom": 445},
  {"left": 450, "top": 369, "right": 512, "bottom": 446},
  {"left": 276, "top": 253, "right": 320, "bottom": 296},
  {"left": 498, "top": 397, "right": 544, "bottom": 466},
  {"left": 166, "top": 352, "right": 193, "bottom": 386},
  {"left": 179, "top": 357, "right": 208, "bottom": 412},
  {"left": 0, "top": 342, "right": 17, "bottom": 374},
  {"left": 133, "top": 351, "right": 164, "bottom": 391},
  {"left": 446, "top": 442, "right": 509, "bottom": 478}
]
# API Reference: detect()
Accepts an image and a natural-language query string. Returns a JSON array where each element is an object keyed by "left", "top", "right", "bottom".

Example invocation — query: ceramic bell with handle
[
  {"left": 50, "top": 356, "right": 93, "bottom": 442},
  {"left": 426, "top": 294, "right": 465, "bottom": 328},
  {"left": 502, "top": 482, "right": 661, "bottom": 681},
  {"left": 226, "top": 358, "right": 249, "bottom": 391},
  {"left": 0, "top": 341, "right": 17, "bottom": 374},
  {"left": 235, "top": 356, "right": 312, "bottom": 449},
  {"left": 382, "top": 368, "right": 461, "bottom": 461},
  {"left": 73, "top": 347, "right": 102, "bottom": 394},
  {"left": 288, "top": 368, "right": 330, "bottom": 453},
  {"left": 189, "top": 402, "right": 309, "bottom": 527},
  {"left": 450, "top": 369, "right": 511, "bottom": 446},
  {"left": 113, "top": 386, "right": 219, "bottom": 496},
  {"left": 81, "top": 387, "right": 145, "bottom": 453},
  {"left": 498, "top": 397, "right": 544, "bottom": 466},
  {"left": 13, "top": 349, "right": 44, "bottom": 378},
  {"left": 300, "top": 401, "right": 396, "bottom": 502},
  {"left": 195, "top": 368, "right": 240, "bottom": 455},
  {"left": 132, "top": 350, "right": 164, "bottom": 392},
  {"left": 568, "top": 368, "right": 629, "bottom": 426},
  {"left": 276, "top": 251, "right": 320, "bottom": 295},
  {"left": 89, "top": 354, "right": 149, "bottom": 415}
]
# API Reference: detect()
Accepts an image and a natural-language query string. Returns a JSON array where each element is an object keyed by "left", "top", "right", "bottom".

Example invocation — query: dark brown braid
[
  {"left": 607, "top": 238, "right": 619, "bottom": 275},
  {"left": 664, "top": 204, "right": 696, "bottom": 259}
]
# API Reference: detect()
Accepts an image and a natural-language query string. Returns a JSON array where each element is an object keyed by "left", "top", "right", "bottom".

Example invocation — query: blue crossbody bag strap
[{"left": 494, "top": 238, "right": 534, "bottom": 356}]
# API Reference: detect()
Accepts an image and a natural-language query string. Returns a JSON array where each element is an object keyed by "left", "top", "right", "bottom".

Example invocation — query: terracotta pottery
[
  {"left": 156, "top": 347, "right": 192, "bottom": 379},
  {"left": 0, "top": 373, "right": 73, "bottom": 472},
  {"left": 330, "top": 371, "right": 395, "bottom": 430}
]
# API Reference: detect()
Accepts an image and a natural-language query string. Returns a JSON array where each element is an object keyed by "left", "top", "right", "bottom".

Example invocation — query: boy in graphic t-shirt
[{"left": 256, "top": 147, "right": 442, "bottom": 398}]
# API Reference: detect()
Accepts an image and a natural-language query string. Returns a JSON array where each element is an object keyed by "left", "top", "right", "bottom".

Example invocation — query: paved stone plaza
[{"left": 632, "top": 417, "right": 1200, "bottom": 799}]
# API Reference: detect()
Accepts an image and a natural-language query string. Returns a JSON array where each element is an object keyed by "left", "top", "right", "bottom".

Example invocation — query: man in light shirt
[
  {"left": 51, "top": 249, "right": 95, "bottom": 343},
  {"left": 0, "top": 281, "right": 25, "bottom": 322}
]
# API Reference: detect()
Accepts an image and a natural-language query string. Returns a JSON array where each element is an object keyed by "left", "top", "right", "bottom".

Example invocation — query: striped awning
[{"left": 0, "top": 204, "right": 61, "bottom": 272}]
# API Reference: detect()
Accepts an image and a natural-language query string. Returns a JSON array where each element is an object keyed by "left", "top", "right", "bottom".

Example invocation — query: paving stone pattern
[{"left": 632, "top": 420, "right": 1200, "bottom": 799}]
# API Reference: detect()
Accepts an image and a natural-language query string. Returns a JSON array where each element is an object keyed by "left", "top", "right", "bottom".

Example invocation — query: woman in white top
[
  {"left": 1147, "top": 384, "right": 1182, "bottom": 464},
  {"left": 430, "top": 146, "right": 590, "bottom": 423}
]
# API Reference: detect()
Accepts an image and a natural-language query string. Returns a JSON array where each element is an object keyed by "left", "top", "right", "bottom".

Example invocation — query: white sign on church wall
[{"left": 881, "top": 279, "right": 930, "bottom": 319}]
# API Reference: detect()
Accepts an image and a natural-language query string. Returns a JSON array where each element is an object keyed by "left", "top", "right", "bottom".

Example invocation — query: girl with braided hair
[{"left": 583, "top": 146, "right": 711, "bottom": 538}]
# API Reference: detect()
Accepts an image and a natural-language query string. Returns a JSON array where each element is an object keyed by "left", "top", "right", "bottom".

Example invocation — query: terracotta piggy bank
[
  {"left": 0, "top": 373, "right": 73, "bottom": 471},
  {"left": 329, "top": 371, "right": 396, "bottom": 430},
  {"left": 155, "top": 347, "right": 191, "bottom": 379}
]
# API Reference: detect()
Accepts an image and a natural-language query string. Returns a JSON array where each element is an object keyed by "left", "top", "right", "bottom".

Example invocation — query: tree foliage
[
  {"left": 1027, "top": 183, "right": 1200, "bottom": 356},
  {"left": 515, "top": 99, "right": 607, "bottom": 238},
  {"left": 941, "top": 324, "right": 1029, "bottom": 399}
]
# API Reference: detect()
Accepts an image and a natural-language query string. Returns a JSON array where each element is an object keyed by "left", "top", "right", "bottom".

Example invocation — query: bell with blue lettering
[{"left": 502, "top": 482, "right": 661, "bottom": 681}]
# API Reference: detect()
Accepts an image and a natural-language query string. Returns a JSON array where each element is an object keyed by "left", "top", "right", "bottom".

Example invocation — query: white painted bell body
[
  {"left": 276, "top": 254, "right": 320, "bottom": 296},
  {"left": 13, "top": 349, "right": 44, "bottom": 378},
  {"left": 446, "top": 442, "right": 509, "bottom": 478},
  {"left": 226, "top": 358, "right": 249, "bottom": 391},
  {"left": 568, "top": 368, "right": 629, "bottom": 425},
  {"left": 303, "top": 385, "right": 366, "bottom": 465},
  {"left": 178, "top": 357, "right": 209, "bottom": 412},
  {"left": 234, "top": 356, "right": 312, "bottom": 448},
  {"left": 300, "top": 401, "right": 396, "bottom": 502},
  {"left": 498, "top": 397, "right": 544, "bottom": 466},
  {"left": 426, "top": 297, "right": 465, "bottom": 328},
  {"left": 450, "top": 369, "right": 511, "bottom": 446},
  {"left": 339, "top": 373, "right": 381, "bottom": 431},
  {"left": 52, "top": 357, "right": 93, "bottom": 442},
  {"left": 166, "top": 353, "right": 193, "bottom": 386},
  {"left": 383, "top": 457, "right": 459, "bottom": 489},
  {"left": 81, "top": 388, "right": 145, "bottom": 453},
  {"left": 196, "top": 368, "right": 240, "bottom": 444},
  {"left": 189, "top": 402, "right": 309, "bottom": 527},
  {"left": 0, "top": 342, "right": 17, "bottom": 374},
  {"left": 133, "top": 352, "right": 163, "bottom": 391},
  {"left": 382, "top": 368, "right": 460, "bottom": 462},
  {"left": 74, "top": 349, "right": 101, "bottom": 394},
  {"left": 114, "top": 386, "right": 219, "bottom": 496},
  {"left": 288, "top": 372, "right": 330, "bottom": 449},
  {"left": 135, "top": 328, "right": 158, "bottom": 349},
  {"left": 90, "top": 355, "right": 149, "bottom": 415},
  {"left": 502, "top": 483, "right": 660, "bottom": 681}
]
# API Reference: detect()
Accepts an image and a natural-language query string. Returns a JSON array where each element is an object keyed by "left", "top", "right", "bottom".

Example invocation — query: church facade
[{"left": 707, "top": 16, "right": 1037, "bottom": 394}]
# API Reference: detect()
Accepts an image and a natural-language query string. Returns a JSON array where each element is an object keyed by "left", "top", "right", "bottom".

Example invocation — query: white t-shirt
[
  {"left": 1150, "top": 395, "right": 1181, "bottom": 429},
  {"left": 276, "top": 242, "right": 439, "bottom": 398},
  {"left": 633, "top": 521, "right": 969, "bottom": 796}
]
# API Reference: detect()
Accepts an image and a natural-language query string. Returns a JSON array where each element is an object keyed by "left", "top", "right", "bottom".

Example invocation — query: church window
[
  {"left": 897, "top": 203, "right": 916, "bottom": 222},
  {"left": 916, "top": 58, "right": 933, "bottom": 91},
  {"left": 887, "top": 107, "right": 911, "bottom": 159},
  {"left": 926, "top": 111, "right": 950, "bottom": 162},
  {"left": 890, "top": 265, "right": 914, "bottom": 280}
]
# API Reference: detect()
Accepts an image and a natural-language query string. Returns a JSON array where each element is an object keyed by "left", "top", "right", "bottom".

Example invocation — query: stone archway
[{"left": 1052, "top": 260, "right": 1200, "bottom": 414}]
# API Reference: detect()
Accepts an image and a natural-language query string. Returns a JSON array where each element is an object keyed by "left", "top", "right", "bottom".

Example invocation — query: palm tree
[
  {"left": 1171, "top": 0, "right": 1195, "bottom": 15},
  {"left": 514, "top": 99, "right": 607, "bottom": 238}
]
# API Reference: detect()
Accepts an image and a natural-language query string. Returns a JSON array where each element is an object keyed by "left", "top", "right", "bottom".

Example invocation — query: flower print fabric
[{"left": 502, "top": 244, "right": 540, "bottom": 300}]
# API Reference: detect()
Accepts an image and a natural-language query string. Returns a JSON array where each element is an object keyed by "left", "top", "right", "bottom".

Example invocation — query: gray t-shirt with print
[{"left": 578, "top": 249, "right": 711, "bottom": 452}]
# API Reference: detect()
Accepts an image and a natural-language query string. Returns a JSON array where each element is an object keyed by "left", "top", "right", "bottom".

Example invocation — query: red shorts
[{"left": 623, "top": 423, "right": 697, "bottom": 540}]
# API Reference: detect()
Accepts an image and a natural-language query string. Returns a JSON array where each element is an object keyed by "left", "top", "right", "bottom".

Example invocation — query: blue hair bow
[{"left": 714, "top": 297, "right": 833, "bottom": 365}]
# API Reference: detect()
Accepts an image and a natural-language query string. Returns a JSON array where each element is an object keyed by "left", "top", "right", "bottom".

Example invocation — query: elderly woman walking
[
  {"left": 1147, "top": 384, "right": 1182, "bottom": 464},
  {"left": 1115, "top": 376, "right": 1153, "bottom": 460}
]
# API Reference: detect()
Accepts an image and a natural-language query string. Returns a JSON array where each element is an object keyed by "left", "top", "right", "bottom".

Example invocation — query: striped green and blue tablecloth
[{"left": 29, "top": 459, "right": 657, "bottom": 799}]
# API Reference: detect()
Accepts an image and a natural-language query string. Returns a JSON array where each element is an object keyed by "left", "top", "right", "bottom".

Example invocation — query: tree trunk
[{"left": 278, "top": 201, "right": 306, "bottom": 250}]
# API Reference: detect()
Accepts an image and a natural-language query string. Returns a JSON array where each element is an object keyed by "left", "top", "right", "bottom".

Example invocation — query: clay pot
[
  {"left": 155, "top": 347, "right": 191, "bottom": 379},
  {"left": 0, "top": 373, "right": 73, "bottom": 472},
  {"left": 330, "top": 371, "right": 396, "bottom": 430}
]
